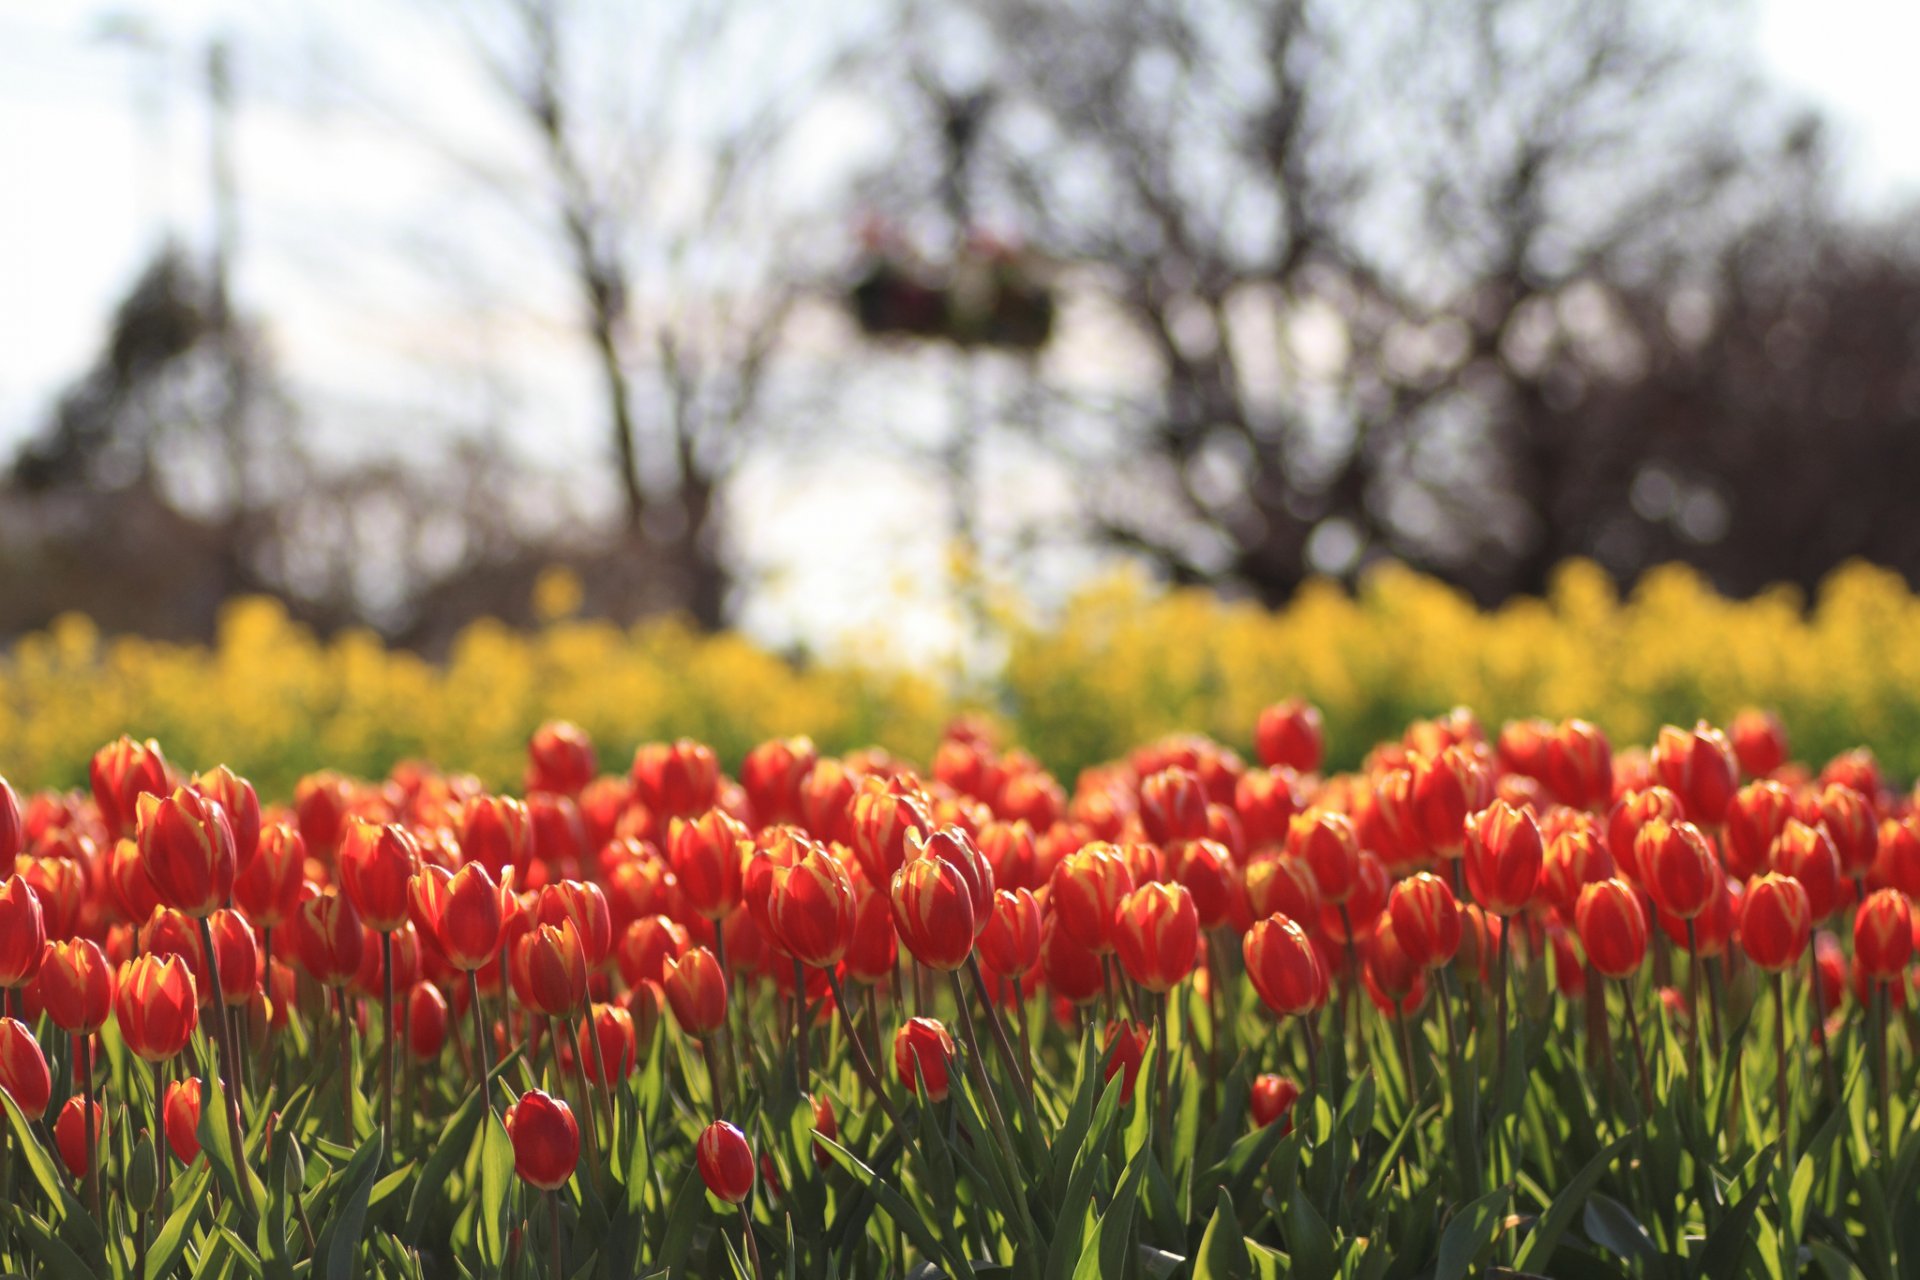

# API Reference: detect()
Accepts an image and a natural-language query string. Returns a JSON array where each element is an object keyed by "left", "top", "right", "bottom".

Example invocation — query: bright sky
[{"left": 1, "top": 0, "right": 1916, "bottom": 655}]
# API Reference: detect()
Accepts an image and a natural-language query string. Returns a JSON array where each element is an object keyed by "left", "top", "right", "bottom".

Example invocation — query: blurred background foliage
[{"left": 5, "top": 556, "right": 1918, "bottom": 795}]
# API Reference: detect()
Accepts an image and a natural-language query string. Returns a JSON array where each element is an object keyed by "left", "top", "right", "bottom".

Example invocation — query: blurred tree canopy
[{"left": 3, "top": 0, "right": 1917, "bottom": 647}]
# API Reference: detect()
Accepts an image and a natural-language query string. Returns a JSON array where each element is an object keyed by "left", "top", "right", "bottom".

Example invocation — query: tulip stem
[
  {"left": 1873, "top": 980, "right": 1891, "bottom": 1154},
  {"left": 583, "top": 1007, "right": 617, "bottom": 1149},
  {"left": 1806, "top": 943, "right": 1837, "bottom": 1098},
  {"left": 548, "top": 1189, "right": 563, "bottom": 1280},
  {"left": 739, "top": 1202, "right": 765, "bottom": 1280},
  {"left": 1339, "top": 905, "right": 1359, "bottom": 1076},
  {"left": 949, "top": 970, "right": 1022, "bottom": 1172},
  {"left": 793, "top": 960, "right": 811, "bottom": 1088},
  {"left": 1153, "top": 993, "right": 1174, "bottom": 1164},
  {"left": 966, "top": 955, "right": 1042, "bottom": 1141},
  {"left": 467, "top": 970, "right": 497, "bottom": 1119},
  {"left": 82, "top": 1035, "right": 100, "bottom": 1218},
  {"left": 1494, "top": 919, "right": 1512, "bottom": 1085},
  {"left": 1773, "top": 970, "right": 1791, "bottom": 1163},
  {"left": 336, "top": 986, "right": 357, "bottom": 1147},
  {"left": 563, "top": 1018, "right": 606, "bottom": 1191},
  {"left": 381, "top": 931, "right": 396, "bottom": 1163},
  {"left": 1620, "top": 980, "right": 1655, "bottom": 1115},
  {"left": 824, "top": 971, "right": 907, "bottom": 1133},
  {"left": 1300, "top": 1014, "right": 1322, "bottom": 1106},
  {"left": 198, "top": 915, "right": 256, "bottom": 1222}
]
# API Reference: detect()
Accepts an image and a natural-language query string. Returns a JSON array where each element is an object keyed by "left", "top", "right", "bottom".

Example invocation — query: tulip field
[{"left": 2, "top": 705, "right": 1919, "bottom": 1279}]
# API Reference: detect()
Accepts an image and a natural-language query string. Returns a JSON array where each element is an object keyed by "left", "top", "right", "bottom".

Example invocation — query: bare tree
[{"left": 877, "top": 0, "right": 1841, "bottom": 602}]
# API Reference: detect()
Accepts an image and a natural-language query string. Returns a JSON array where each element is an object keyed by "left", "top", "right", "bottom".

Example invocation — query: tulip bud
[
  {"left": 505, "top": 1089, "right": 580, "bottom": 1190},
  {"left": 1739, "top": 873, "right": 1812, "bottom": 973},
  {"left": 534, "top": 880, "right": 613, "bottom": 969},
  {"left": 667, "top": 809, "right": 749, "bottom": 921},
  {"left": 234, "top": 823, "right": 308, "bottom": 929},
  {"left": 339, "top": 821, "right": 420, "bottom": 933},
  {"left": 1539, "top": 814, "right": 1614, "bottom": 918},
  {"left": 1139, "top": 768, "right": 1209, "bottom": 846},
  {"left": 1812, "top": 784, "right": 1878, "bottom": 878},
  {"left": 0, "top": 875, "right": 45, "bottom": 991},
  {"left": 135, "top": 787, "right": 236, "bottom": 920},
  {"left": 1854, "top": 889, "right": 1914, "bottom": 979},
  {"left": 90, "top": 736, "right": 171, "bottom": 843},
  {"left": 405, "top": 981, "right": 449, "bottom": 1061},
  {"left": 127, "top": 1131, "right": 161, "bottom": 1212},
  {"left": 766, "top": 847, "right": 857, "bottom": 969},
  {"left": 1463, "top": 800, "right": 1543, "bottom": 917},
  {"left": 0, "top": 1018, "right": 51, "bottom": 1120},
  {"left": 1362, "top": 914, "right": 1426, "bottom": 1013},
  {"left": 1729, "top": 708, "right": 1787, "bottom": 778},
  {"left": 1250, "top": 1074, "right": 1300, "bottom": 1132},
  {"left": 1770, "top": 819, "right": 1843, "bottom": 921},
  {"left": 527, "top": 721, "right": 597, "bottom": 797},
  {"left": 1637, "top": 818, "right": 1720, "bottom": 921},
  {"left": 1651, "top": 722, "right": 1739, "bottom": 826},
  {"left": 413, "top": 862, "right": 508, "bottom": 972},
  {"left": 977, "top": 888, "right": 1042, "bottom": 980},
  {"left": 1101, "top": 1020, "right": 1149, "bottom": 1104},
  {"left": 661, "top": 947, "right": 728, "bottom": 1036},
  {"left": 1113, "top": 883, "right": 1200, "bottom": 992},
  {"left": 1724, "top": 781, "right": 1794, "bottom": 881},
  {"left": 115, "top": 954, "right": 200, "bottom": 1062},
  {"left": 893, "top": 1016, "right": 956, "bottom": 1102},
  {"left": 163, "top": 1078, "right": 203, "bottom": 1165},
  {"left": 631, "top": 740, "right": 721, "bottom": 823},
  {"left": 54, "top": 1096, "right": 104, "bottom": 1177},
  {"left": 0, "top": 776, "right": 19, "bottom": 865},
  {"left": 740, "top": 736, "right": 817, "bottom": 830},
  {"left": 461, "top": 796, "right": 536, "bottom": 883},
  {"left": 1607, "top": 786, "right": 1684, "bottom": 885},
  {"left": 1041, "top": 913, "right": 1105, "bottom": 1005},
  {"left": 1544, "top": 720, "right": 1612, "bottom": 812},
  {"left": 1410, "top": 747, "right": 1493, "bottom": 859},
  {"left": 1243, "top": 912, "right": 1327, "bottom": 1017},
  {"left": 580, "top": 1003, "right": 636, "bottom": 1084},
  {"left": 697, "top": 1119, "right": 756, "bottom": 1203},
  {"left": 37, "top": 937, "right": 115, "bottom": 1034},
  {"left": 515, "top": 921, "right": 589, "bottom": 1017},
  {"left": 890, "top": 853, "right": 977, "bottom": 971},
  {"left": 1049, "top": 844, "right": 1134, "bottom": 955},
  {"left": 847, "top": 788, "right": 931, "bottom": 887},
  {"left": 1386, "top": 872, "right": 1461, "bottom": 970},
  {"left": 289, "top": 891, "right": 365, "bottom": 988},
  {"left": 1875, "top": 816, "right": 1920, "bottom": 900},
  {"left": 1255, "top": 699, "right": 1324, "bottom": 773},
  {"left": 615, "top": 915, "right": 690, "bottom": 989},
  {"left": 192, "top": 767, "right": 260, "bottom": 866},
  {"left": 1575, "top": 878, "right": 1649, "bottom": 979}
]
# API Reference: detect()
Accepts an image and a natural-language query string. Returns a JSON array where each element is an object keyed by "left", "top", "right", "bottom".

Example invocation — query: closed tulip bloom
[
  {"left": 1362, "top": 914, "right": 1426, "bottom": 1011},
  {"left": 233, "top": 823, "right": 307, "bottom": 929},
  {"left": 1244, "top": 912, "right": 1328, "bottom": 1017},
  {"left": 0, "top": 776, "right": 19, "bottom": 864},
  {"left": 1251, "top": 1074, "right": 1301, "bottom": 1133},
  {"left": 108, "top": 838, "right": 161, "bottom": 931},
  {"left": 1139, "top": 767, "right": 1209, "bottom": 846},
  {"left": 1819, "top": 748, "right": 1881, "bottom": 801},
  {"left": 630, "top": 740, "right": 721, "bottom": 822},
  {"left": 1729, "top": 709, "right": 1788, "bottom": 778},
  {"left": 1041, "top": 913, "right": 1105, "bottom": 1005},
  {"left": 140, "top": 908, "right": 211, "bottom": 998},
  {"left": 506, "top": 1089, "right": 579, "bottom": 1190},
  {"left": 1876, "top": 816, "right": 1920, "bottom": 900},
  {"left": 208, "top": 909, "right": 259, "bottom": 1006},
  {"left": 163, "top": 1078, "right": 203, "bottom": 1164},
  {"left": 0, "top": 1018, "right": 51, "bottom": 1120},
  {"left": 1854, "top": 889, "right": 1914, "bottom": 979},
  {"left": 1049, "top": 844, "right": 1135, "bottom": 954},
  {"left": 18, "top": 852, "right": 84, "bottom": 942},
  {"left": 1813, "top": 784, "right": 1878, "bottom": 878},
  {"left": 1463, "top": 800, "right": 1543, "bottom": 916},
  {"left": 667, "top": 809, "right": 749, "bottom": 920},
  {"left": 534, "top": 880, "right": 613, "bottom": 968},
  {"left": 615, "top": 915, "right": 690, "bottom": 988},
  {"left": 1542, "top": 720, "right": 1612, "bottom": 811},
  {"left": 843, "top": 884, "right": 898, "bottom": 983},
  {"left": 908, "top": 827, "right": 995, "bottom": 933},
  {"left": 697, "top": 1119, "right": 756, "bottom": 1203},
  {"left": 890, "top": 853, "right": 977, "bottom": 971},
  {"left": 1637, "top": 818, "right": 1720, "bottom": 921},
  {"left": 0, "top": 876, "right": 45, "bottom": 990},
  {"left": 1387, "top": 872, "right": 1462, "bottom": 970},
  {"left": 661, "top": 947, "right": 727, "bottom": 1035},
  {"left": 1410, "top": 746, "right": 1493, "bottom": 858},
  {"left": 90, "top": 736, "right": 171, "bottom": 842},
  {"left": 893, "top": 1016, "right": 956, "bottom": 1101},
  {"left": 527, "top": 721, "right": 597, "bottom": 797},
  {"left": 1540, "top": 815, "right": 1614, "bottom": 917},
  {"left": 1255, "top": 699, "right": 1324, "bottom": 773},
  {"left": 1286, "top": 810, "right": 1359, "bottom": 904},
  {"left": 461, "top": 795, "right": 536, "bottom": 883},
  {"left": 413, "top": 862, "right": 508, "bottom": 971},
  {"left": 135, "top": 788, "right": 235, "bottom": 919},
  {"left": 405, "top": 981, "right": 449, "bottom": 1060},
  {"left": 977, "top": 888, "right": 1042, "bottom": 980},
  {"left": 293, "top": 771, "right": 353, "bottom": 859},
  {"left": 1607, "top": 786, "right": 1684, "bottom": 885},
  {"left": 1172, "top": 840, "right": 1238, "bottom": 929},
  {"left": 37, "top": 937, "right": 114, "bottom": 1033},
  {"left": 290, "top": 891, "right": 365, "bottom": 988},
  {"left": 338, "top": 821, "right": 420, "bottom": 932},
  {"left": 1244, "top": 851, "right": 1321, "bottom": 931},
  {"left": 847, "top": 788, "right": 932, "bottom": 886},
  {"left": 1724, "top": 781, "right": 1794, "bottom": 881},
  {"left": 115, "top": 954, "right": 199, "bottom": 1061},
  {"left": 766, "top": 846, "right": 856, "bottom": 968},
  {"left": 1102, "top": 1020, "right": 1150, "bottom": 1104},
  {"left": 1740, "top": 873, "right": 1812, "bottom": 972},
  {"left": 54, "top": 1096, "right": 104, "bottom": 1177},
  {"left": 1575, "top": 878, "right": 1649, "bottom": 979},
  {"left": 1235, "top": 767, "right": 1303, "bottom": 850},
  {"left": 740, "top": 736, "right": 817, "bottom": 830},
  {"left": 191, "top": 767, "right": 260, "bottom": 866},
  {"left": 1771, "top": 819, "right": 1843, "bottom": 920},
  {"left": 515, "top": 920, "right": 589, "bottom": 1016},
  {"left": 1660, "top": 874, "right": 1737, "bottom": 957},
  {"left": 1651, "top": 722, "right": 1739, "bottom": 826},
  {"left": 1113, "top": 882, "right": 1199, "bottom": 992},
  {"left": 580, "top": 1003, "right": 636, "bottom": 1084}
]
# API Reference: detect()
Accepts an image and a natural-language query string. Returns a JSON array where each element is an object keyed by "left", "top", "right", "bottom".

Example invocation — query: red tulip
[
  {"left": 338, "top": 821, "right": 420, "bottom": 933},
  {"left": 405, "top": 981, "right": 449, "bottom": 1061},
  {"left": 192, "top": 767, "right": 260, "bottom": 866},
  {"left": 1771, "top": 819, "right": 1843, "bottom": 921},
  {"left": 1638, "top": 818, "right": 1719, "bottom": 921},
  {"left": 1607, "top": 786, "right": 1684, "bottom": 885},
  {"left": 136, "top": 787, "right": 236, "bottom": 919},
  {"left": 1543, "top": 720, "right": 1612, "bottom": 811},
  {"left": 1462, "top": 800, "right": 1542, "bottom": 917},
  {"left": 1243, "top": 851, "right": 1321, "bottom": 933},
  {"left": 233, "top": 823, "right": 307, "bottom": 929},
  {"left": 1139, "top": 767, "right": 1209, "bottom": 846},
  {"left": 1410, "top": 746, "right": 1493, "bottom": 859},
  {"left": 0, "top": 876, "right": 45, "bottom": 990},
  {"left": 809, "top": 1093, "right": 838, "bottom": 1168},
  {"left": 615, "top": 916, "right": 690, "bottom": 989},
  {"left": 54, "top": 1096, "right": 104, "bottom": 1177},
  {"left": 890, "top": 852, "right": 976, "bottom": 971},
  {"left": 1575, "top": 878, "right": 1649, "bottom": 979},
  {"left": 289, "top": 891, "right": 365, "bottom": 988},
  {"left": 741, "top": 737, "right": 817, "bottom": 830},
  {"left": 697, "top": 1119, "right": 756, "bottom": 1203},
  {"left": 1875, "top": 816, "right": 1920, "bottom": 900},
  {"left": 630, "top": 740, "right": 721, "bottom": 822},
  {"left": 1172, "top": 840, "right": 1238, "bottom": 929},
  {"left": 293, "top": 771, "right": 353, "bottom": 859},
  {"left": 208, "top": 909, "right": 259, "bottom": 1006},
  {"left": 37, "top": 937, "right": 114, "bottom": 1033},
  {"left": 766, "top": 846, "right": 856, "bottom": 969},
  {"left": 506, "top": 1089, "right": 579, "bottom": 1190},
  {"left": 0, "top": 776, "right": 19, "bottom": 865},
  {"left": 90, "top": 736, "right": 171, "bottom": 842},
  {"left": 908, "top": 827, "right": 994, "bottom": 933},
  {"left": 1041, "top": 914, "right": 1105, "bottom": 1005},
  {"left": 843, "top": 883, "right": 897, "bottom": 983},
  {"left": 1255, "top": 699, "right": 1324, "bottom": 773},
  {"left": 1729, "top": 709, "right": 1788, "bottom": 777},
  {"left": 1539, "top": 815, "right": 1614, "bottom": 917},
  {"left": 1813, "top": 784, "right": 1878, "bottom": 878},
  {"left": 412, "top": 862, "right": 508, "bottom": 972},
  {"left": 115, "top": 954, "right": 199, "bottom": 1061},
  {"left": 1854, "top": 889, "right": 1913, "bottom": 979},
  {"left": 515, "top": 920, "right": 590, "bottom": 1017},
  {"left": 1651, "top": 722, "right": 1739, "bottom": 826},
  {"left": 1250, "top": 1074, "right": 1301, "bottom": 1132},
  {"left": 461, "top": 795, "right": 536, "bottom": 883},
  {"left": 535, "top": 880, "right": 613, "bottom": 969},
  {"left": 0, "top": 1018, "right": 50, "bottom": 1120},
  {"left": 1235, "top": 767, "right": 1303, "bottom": 850},
  {"left": 893, "top": 1016, "right": 956, "bottom": 1101},
  {"left": 1243, "top": 913, "right": 1327, "bottom": 1017},
  {"left": 667, "top": 809, "right": 749, "bottom": 921},
  {"left": 108, "top": 837, "right": 161, "bottom": 930},
  {"left": 1724, "top": 781, "right": 1794, "bottom": 881},
  {"left": 527, "top": 721, "right": 597, "bottom": 797},
  {"left": 661, "top": 947, "right": 727, "bottom": 1035},
  {"left": 1386, "top": 872, "right": 1461, "bottom": 969},
  {"left": 1102, "top": 1019, "right": 1149, "bottom": 1104},
  {"left": 1113, "top": 882, "right": 1199, "bottom": 992},
  {"left": 163, "top": 1078, "right": 203, "bottom": 1164},
  {"left": 1362, "top": 914, "right": 1427, "bottom": 1012},
  {"left": 977, "top": 888, "right": 1042, "bottom": 980},
  {"left": 1049, "top": 844, "right": 1134, "bottom": 954},
  {"left": 1739, "top": 873, "right": 1812, "bottom": 973},
  {"left": 580, "top": 1003, "right": 636, "bottom": 1084},
  {"left": 847, "top": 788, "right": 931, "bottom": 887}
]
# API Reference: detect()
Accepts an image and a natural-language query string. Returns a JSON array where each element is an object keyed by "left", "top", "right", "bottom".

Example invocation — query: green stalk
[{"left": 198, "top": 915, "right": 257, "bottom": 1220}]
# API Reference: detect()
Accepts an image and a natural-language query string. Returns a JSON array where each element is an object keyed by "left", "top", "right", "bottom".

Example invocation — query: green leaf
[
  {"left": 0, "top": 1205, "right": 103, "bottom": 1280},
  {"left": 476, "top": 1114, "right": 513, "bottom": 1270},
  {"left": 197, "top": 1069, "right": 268, "bottom": 1227},
  {"left": 146, "top": 1161, "right": 215, "bottom": 1280},
  {"left": 650, "top": 1164, "right": 705, "bottom": 1277},
  {"left": 1193, "top": 1189, "right": 1252, "bottom": 1280},
  {"left": 1044, "top": 1073, "right": 1127, "bottom": 1280},
  {"left": 1, "top": 1091, "right": 106, "bottom": 1262},
  {"left": 1695, "top": 1145, "right": 1775, "bottom": 1279},
  {"left": 1512, "top": 1131, "right": 1631, "bottom": 1272},
  {"left": 1284, "top": 1191, "right": 1337, "bottom": 1280},
  {"left": 1581, "top": 1193, "right": 1656, "bottom": 1264},
  {"left": 1435, "top": 1186, "right": 1509, "bottom": 1280},
  {"left": 1073, "top": 1147, "right": 1149, "bottom": 1280},
  {"left": 312, "top": 1135, "right": 383, "bottom": 1280},
  {"left": 817, "top": 1135, "right": 967, "bottom": 1279}
]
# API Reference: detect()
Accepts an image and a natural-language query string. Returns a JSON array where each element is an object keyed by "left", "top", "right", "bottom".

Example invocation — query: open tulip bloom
[{"left": 0, "top": 713, "right": 1919, "bottom": 1277}]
